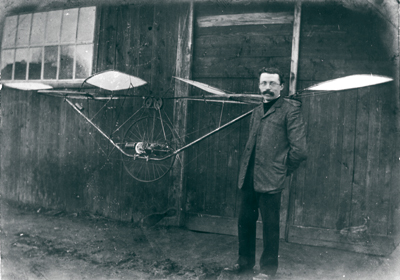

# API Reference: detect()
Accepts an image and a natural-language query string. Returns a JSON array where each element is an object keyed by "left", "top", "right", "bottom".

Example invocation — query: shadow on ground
[{"left": 1, "top": 200, "right": 399, "bottom": 280}]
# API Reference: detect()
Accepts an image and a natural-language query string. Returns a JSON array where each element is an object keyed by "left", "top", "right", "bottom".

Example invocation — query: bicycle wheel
[{"left": 122, "top": 115, "right": 176, "bottom": 182}]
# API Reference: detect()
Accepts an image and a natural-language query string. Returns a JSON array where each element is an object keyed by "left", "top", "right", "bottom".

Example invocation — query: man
[{"left": 226, "top": 67, "right": 308, "bottom": 280}]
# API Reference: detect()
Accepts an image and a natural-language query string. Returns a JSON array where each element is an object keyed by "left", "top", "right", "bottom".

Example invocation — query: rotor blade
[
  {"left": 174, "top": 76, "right": 264, "bottom": 103},
  {"left": 4, "top": 82, "right": 53, "bottom": 91},
  {"left": 173, "top": 76, "right": 229, "bottom": 95},
  {"left": 304, "top": 74, "right": 393, "bottom": 91},
  {"left": 84, "top": 70, "right": 147, "bottom": 91}
]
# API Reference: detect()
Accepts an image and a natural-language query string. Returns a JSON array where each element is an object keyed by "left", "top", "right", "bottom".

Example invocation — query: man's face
[{"left": 259, "top": 73, "right": 284, "bottom": 102}]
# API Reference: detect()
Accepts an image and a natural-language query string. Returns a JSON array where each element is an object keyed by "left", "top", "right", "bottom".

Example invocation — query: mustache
[{"left": 261, "top": 90, "right": 274, "bottom": 95}]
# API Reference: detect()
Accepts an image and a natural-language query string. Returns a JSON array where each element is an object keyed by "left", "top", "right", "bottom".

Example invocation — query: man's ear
[{"left": 280, "top": 83, "right": 284, "bottom": 90}]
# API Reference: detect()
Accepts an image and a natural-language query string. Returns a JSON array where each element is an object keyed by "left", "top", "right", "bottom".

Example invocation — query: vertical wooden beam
[
  {"left": 170, "top": 1, "right": 194, "bottom": 226},
  {"left": 285, "top": 1, "right": 302, "bottom": 241},
  {"left": 289, "top": 2, "right": 301, "bottom": 96}
]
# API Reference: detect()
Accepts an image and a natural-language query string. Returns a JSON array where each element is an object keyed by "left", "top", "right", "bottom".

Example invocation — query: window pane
[
  {"left": 14, "top": 48, "right": 29, "bottom": 80},
  {"left": 16, "top": 14, "right": 32, "bottom": 47},
  {"left": 30, "top": 12, "right": 46, "bottom": 46},
  {"left": 75, "top": 44, "right": 93, "bottom": 79},
  {"left": 77, "top": 7, "right": 96, "bottom": 43},
  {"left": 61, "top": 9, "right": 78, "bottom": 43},
  {"left": 45, "top": 10, "right": 62, "bottom": 44},
  {"left": 1, "top": 49, "right": 15, "bottom": 80},
  {"left": 59, "top": 45, "right": 75, "bottom": 79},
  {"left": 44, "top": 46, "right": 58, "bottom": 79},
  {"left": 2, "top": 16, "right": 17, "bottom": 48},
  {"left": 29, "top": 47, "right": 42, "bottom": 80}
]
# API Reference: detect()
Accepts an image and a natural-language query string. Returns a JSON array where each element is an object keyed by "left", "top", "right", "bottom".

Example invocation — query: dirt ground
[{"left": 1, "top": 199, "right": 399, "bottom": 280}]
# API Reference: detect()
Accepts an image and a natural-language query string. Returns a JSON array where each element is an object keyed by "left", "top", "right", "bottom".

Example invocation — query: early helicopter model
[{"left": 3, "top": 70, "right": 393, "bottom": 182}]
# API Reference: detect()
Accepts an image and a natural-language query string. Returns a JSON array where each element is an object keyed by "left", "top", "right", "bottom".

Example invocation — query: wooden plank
[
  {"left": 184, "top": 87, "right": 202, "bottom": 213},
  {"left": 337, "top": 90, "right": 357, "bottom": 231},
  {"left": 97, "top": 6, "right": 118, "bottom": 72},
  {"left": 195, "top": 2, "right": 294, "bottom": 18},
  {"left": 299, "top": 90, "right": 346, "bottom": 229},
  {"left": 193, "top": 56, "right": 291, "bottom": 79},
  {"left": 8, "top": 91, "right": 22, "bottom": 201},
  {"left": 194, "top": 95, "right": 209, "bottom": 213},
  {"left": 137, "top": 5, "right": 155, "bottom": 84},
  {"left": 157, "top": 3, "right": 177, "bottom": 95},
  {"left": 193, "top": 35, "right": 292, "bottom": 58},
  {"left": 185, "top": 211, "right": 288, "bottom": 240},
  {"left": 299, "top": 93, "right": 321, "bottom": 227},
  {"left": 194, "top": 34, "right": 292, "bottom": 50},
  {"left": 1, "top": 91, "right": 11, "bottom": 197},
  {"left": 185, "top": 212, "right": 264, "bottom": 239},
  {"left": 150, "top": 5, "right": 160, "bottom": 93},
  {"left": 127, "top": 5, "right": 141, "bottom": 97},
  {"left": 38, "top": 94, "right": 63, "bottom": 208},
  {"left": 324, "top": 92, "right": 344, "bottom": 228},
  {"left": 224, "top": 79, "right": 252, "bottom": 217},
  {"left": 195, "top": 24, "right": 294, "bottom": 37},
  {"left": 197, "top": 12, "right": 293, "bottom": 28},
  {"left": 299, "top": 36, "right": 388, "bottom": 61},
  {"left": 207, "top": 79, "right": 224, "bottom": 215},
  {"left": 290, "top": 82, "right": 310, "bottom": 229},
  {"left": 170, "top": 2, "right": 194, "bottom": 226},
  {"left": 287, "top": 225, "right": 397, "bottom": 256},
  {"left": 115, "top": 6, "right": 130, "bottom": 73},
  {"left": 20, "top": 92, "right": 40, "bottom": 203},
  {"left": 365, "top": 88, "right": 385, "bottom": 235},
  {"left": 378, "top": 84, "right": 397, "bottom": 237},
  {"left": 351, "top": 87, "right": 371, "bottom": 228},
  {"left": 289, "top": 1, "right": 301, "bottom": 96},
  {"left": 206, "top": 102, "right": 219, "bottom": 215},
  {"left": 298, "top": 59, "right": 391, "bottom": 81}
]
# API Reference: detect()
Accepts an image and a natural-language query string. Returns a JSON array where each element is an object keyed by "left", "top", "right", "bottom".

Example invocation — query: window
[{"left": 1, "top": 7, "right": 96, "bottom": 83}]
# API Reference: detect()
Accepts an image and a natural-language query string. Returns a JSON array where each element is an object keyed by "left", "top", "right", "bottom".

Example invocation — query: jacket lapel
[{"left": 262, "top": 97, "right": 284, "bottom": 119}]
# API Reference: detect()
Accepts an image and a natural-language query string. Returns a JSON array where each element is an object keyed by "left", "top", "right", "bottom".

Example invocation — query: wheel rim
[{"left": 122, "top": 115, "right": 176, "bottom": 182}]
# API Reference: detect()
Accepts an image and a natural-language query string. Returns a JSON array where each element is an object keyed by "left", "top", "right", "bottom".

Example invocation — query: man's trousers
[{"left": 238, "top": 171, "right": 282, "bottom": 276}]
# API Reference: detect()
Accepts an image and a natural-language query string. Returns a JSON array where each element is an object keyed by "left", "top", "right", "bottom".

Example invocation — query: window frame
[{"left": 1, "top": 6, "right": 98, "bottom": 88}]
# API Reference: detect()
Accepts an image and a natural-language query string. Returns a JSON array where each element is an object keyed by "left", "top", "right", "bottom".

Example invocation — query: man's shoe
[
  {"left": 224, "top": 263, "right": 253, "bottom": 274},
  {"left": 253, "top": 273, "right": 273, "bottom": 280}
]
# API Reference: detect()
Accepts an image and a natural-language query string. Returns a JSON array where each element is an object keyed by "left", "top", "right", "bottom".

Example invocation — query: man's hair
[{"left": 258, "top": 67, "right": 285, "bottom": 85}]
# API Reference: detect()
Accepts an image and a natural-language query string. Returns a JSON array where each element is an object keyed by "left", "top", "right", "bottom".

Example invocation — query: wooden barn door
[
  {"left": 284, "top": 4, "right": 396, "bottom": 255},
  {"left": 183, "top": 3, "right": 295, "bottom": 239}
]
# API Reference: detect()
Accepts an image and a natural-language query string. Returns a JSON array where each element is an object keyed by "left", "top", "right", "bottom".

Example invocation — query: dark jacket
[{"left": 238, "top": 97, "right": 308, "bottom": 192}]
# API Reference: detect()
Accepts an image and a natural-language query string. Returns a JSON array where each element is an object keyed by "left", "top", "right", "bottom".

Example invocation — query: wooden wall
[
  {"left": 288, "top": 4, "right": 398, "bottom": 255},
  {"left": 0, "top": 1, "right": 398, "bottom": 255},
  {"left": 0, "top": 3, "right": 187, "bottom": 222}
]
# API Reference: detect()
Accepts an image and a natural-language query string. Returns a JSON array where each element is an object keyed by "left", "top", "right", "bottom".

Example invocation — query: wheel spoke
[{"left": 122, "top": 115, "right": 176, "bottom": 182}]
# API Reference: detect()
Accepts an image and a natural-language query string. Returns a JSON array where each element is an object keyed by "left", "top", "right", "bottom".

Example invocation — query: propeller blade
[
  {"left": 4, "top": 82, "right": 53, "bottom": 91},
  {"left": 84, "top": 70, "right": 147, "bottom": 91},
  {"left": 304, "top": 74, "right": 393, "bottom": 91}
]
